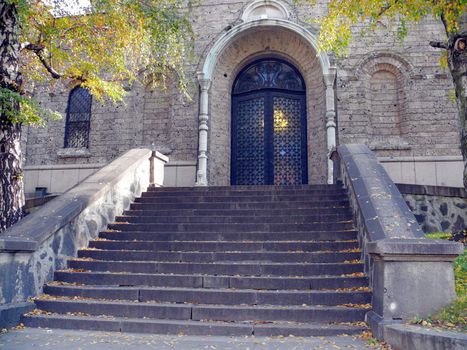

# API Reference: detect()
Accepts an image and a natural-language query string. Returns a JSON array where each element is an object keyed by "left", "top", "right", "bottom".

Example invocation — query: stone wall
[
  {"left": 23, "top": 163, "right": 103, "bottom": 195},
  {"left": 0, "top": 149, "right": 167, "bottom": 307},
  {"left": 334, "top": 18, "right": 460, "bottom": 158},
  {"left": 381, "top": 156, "right": 464, "bottom": 188},
  {"left": 398, "top": 184, "right": 467, "bottom": 233},
  {"left": 23, "top": 0, "right": 462, "bottom": 186}
]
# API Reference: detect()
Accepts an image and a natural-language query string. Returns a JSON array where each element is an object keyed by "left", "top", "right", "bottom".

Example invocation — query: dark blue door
[{"left": 231, "top": 59, "right": 308, "bottom": 185}]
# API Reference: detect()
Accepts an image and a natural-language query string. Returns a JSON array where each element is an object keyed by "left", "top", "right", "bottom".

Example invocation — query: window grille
[{"left": 64, "top": 87, "right": 92, "bottom": 148}]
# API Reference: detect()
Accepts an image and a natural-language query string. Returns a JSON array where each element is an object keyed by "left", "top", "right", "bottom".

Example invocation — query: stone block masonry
[
  {"left": 398, "top": 184, "right": 467, "bottom": 233},
  {"left": 22, "top": 0, "right": 461, "bottom": 187}
]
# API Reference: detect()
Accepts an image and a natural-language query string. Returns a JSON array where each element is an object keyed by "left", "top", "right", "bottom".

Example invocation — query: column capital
[
  {"left": 197, "top": 72, "right": 212, "bottom": 91},
  {"left": 323, "top": 67, "right": 337, "bottom": 88}
]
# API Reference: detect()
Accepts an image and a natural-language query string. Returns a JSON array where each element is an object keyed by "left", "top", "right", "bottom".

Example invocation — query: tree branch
[
  {"left": 429, "top": 41, "right": 449, "bottom": 50},
  {"left": 377, "top": 0, "right": 400, "bottom": 18},
  {"left": 22, "top": 43, "right": 62, "bottom": 79}
]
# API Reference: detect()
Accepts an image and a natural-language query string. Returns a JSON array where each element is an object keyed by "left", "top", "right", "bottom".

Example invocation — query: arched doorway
[{"left": 231, "top": 59, "right": 308, "bottom": 185}]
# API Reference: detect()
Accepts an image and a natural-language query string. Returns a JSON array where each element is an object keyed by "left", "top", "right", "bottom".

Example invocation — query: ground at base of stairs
[{"left": 0, "top": 327, "right": 381, "bottom": 350}]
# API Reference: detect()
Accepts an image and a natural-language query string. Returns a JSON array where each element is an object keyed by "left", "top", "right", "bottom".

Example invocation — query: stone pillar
[
  {"left": 324, "top": 68, "right": 337, "bottom": 184},
  {"left": 196, "top": 73, "right": 212, "bottom": 186}
]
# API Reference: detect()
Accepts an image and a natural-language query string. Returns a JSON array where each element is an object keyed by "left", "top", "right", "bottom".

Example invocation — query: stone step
[
  {"left": 107, "top": 222, "right": 355, "bottom": 232},
  {"left": 22, "top": 314, "right": 366, "bottom": 337},
  {"left": 98, "top": 230, "right": 358, "bottom": 242},
  {"left": 137, "top": 194, "right": 347, "bottom": 203},
  {"left": 67, "top": 259, "right": 364, "bottom": 276},
  {"left": 142, "top": 188, "right": 348, "bottom": 197},
  {"left": 148, "top": 184, "right": 343, "bottom": 191},
  {"left": 77, "top": 250, "right": 361, "bottom": 263},
  {"left": 114, "top": 213, "right": 353, "bottom": 224},
  {"left": 148, "top": 184, "right": 342, "bottom": 190},
  {"left": 23, "top": 184, "right": 370, "bottom": 337},
  {"left": 88, "top": 239, "right": 359, "bottom": 252},
  {"left": 129, "top": 200, "right": 350, "bottom": 211},
  {"left": 33, "top": 299, "right": 368, "bottom": 323},
  {"left": 123, "top": 207, "right": 352, "bottom": 217},
  {"left": 54, "top": 271, "right": 368, "bottom": 290},
  {"left": 43, "top": 285, "right": 371, "bottom": 306}
]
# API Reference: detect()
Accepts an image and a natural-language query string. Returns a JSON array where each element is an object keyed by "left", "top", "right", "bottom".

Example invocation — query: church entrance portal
[{"left": 231, "top": 59, "right": 308, "bottom": 185}]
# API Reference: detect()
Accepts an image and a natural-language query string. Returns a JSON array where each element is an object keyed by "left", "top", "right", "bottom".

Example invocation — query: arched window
[{"left": 64, "top": 87, "right": 92, "bottom": 148}]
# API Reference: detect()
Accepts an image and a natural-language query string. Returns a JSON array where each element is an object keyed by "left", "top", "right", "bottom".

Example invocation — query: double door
[{"left": 231, "top": 90, "right": 307, "bottom": 185}]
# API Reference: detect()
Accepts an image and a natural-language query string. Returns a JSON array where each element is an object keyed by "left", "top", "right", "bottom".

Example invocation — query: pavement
[{"left": 0, "top": 327, "right": 383, "bottom": 350}]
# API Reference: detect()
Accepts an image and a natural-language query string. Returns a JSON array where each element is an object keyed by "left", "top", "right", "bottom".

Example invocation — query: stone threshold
[{"left": 0, "top": 302, "right": 35, "bottom": 328}]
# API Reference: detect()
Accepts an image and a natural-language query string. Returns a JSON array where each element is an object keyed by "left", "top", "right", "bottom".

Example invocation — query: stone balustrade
[
  {"left": 0, "top": 148, "right": 168, "bottom": 327},
  {"left": 331, "top": 144, "right": 464, "bottom": 340}
]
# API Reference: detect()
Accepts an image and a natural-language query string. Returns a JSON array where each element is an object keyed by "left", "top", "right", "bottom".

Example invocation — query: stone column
[
  {"left": 324, "top": 68, "right": 337, "bottom": 184},
  {"left": 195, "top": 73, "right": 212, "bottom": 186}
]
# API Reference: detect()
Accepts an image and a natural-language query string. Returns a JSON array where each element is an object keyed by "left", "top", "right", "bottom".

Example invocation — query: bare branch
[
  {"left": 430, "top": 41, "right": 449, "bottom": 50},
  {"left": 22, "top": 43, "right": 62, "bottom": 79}
]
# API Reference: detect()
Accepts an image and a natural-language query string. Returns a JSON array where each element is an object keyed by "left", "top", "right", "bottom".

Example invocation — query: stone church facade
[{"left": 22, "top": 0, "right": 463, "bottom": 194}]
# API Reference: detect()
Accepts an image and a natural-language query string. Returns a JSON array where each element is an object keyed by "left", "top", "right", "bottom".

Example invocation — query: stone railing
[
  {"left": 0, "top": 149, "right": 168, "bottom": 327},
  {"left": 331, "top": 144, "right": 464, "bottom": 340}
]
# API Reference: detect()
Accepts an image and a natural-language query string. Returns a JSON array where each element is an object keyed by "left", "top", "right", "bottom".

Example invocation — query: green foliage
[
  {"left": 453, "top": 251, "right": 466, "bottom": 297},
  {"left": 425, "top": 232, "right": 453, "bottom": 240},
  {"left": 303, "top": 0, "right": 467, "bottom": 56},
  {"left": 423, "top": 233, "right": 466, "bottom": 330},
  {"left": 431, "top": 250, "right": 466, "bottom": 331},
  {"left": 0, "top": 88, "right": 61, "bottom": 126},
  {"left": 4, "top": 0, "right": 193, "bottom": 125},
  {"left": 410, "top": 315, "right": 423, "bottom": 324}
]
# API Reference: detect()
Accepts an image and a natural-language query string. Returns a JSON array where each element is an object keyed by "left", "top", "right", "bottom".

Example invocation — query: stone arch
[
  {"left": 355, "top": 51, "right": 414, "bottom": 80},
  {"left": 355, "top": 53, "right": 412, "bottom": 151},
  {"left": 209, "top": 28, "right": 327, "bottom": 185},
  {"left": 201, "top": 19, "right": 332, "bottom": 81},
  {"left": 196, "top": 18, "right": 335, "bottom": 186}
]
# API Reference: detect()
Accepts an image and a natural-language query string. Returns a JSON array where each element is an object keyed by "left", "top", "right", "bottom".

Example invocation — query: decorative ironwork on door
[{"left": 231, "top": 59, "right": 308, "bottom": 185}]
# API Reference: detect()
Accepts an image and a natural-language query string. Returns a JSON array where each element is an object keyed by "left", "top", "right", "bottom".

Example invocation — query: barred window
[{"left": 64, "top": 87, "right": 92, "bottom": 148}]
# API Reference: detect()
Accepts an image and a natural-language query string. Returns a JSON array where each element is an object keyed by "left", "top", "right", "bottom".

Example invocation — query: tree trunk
[
  {"left": 0, "top": 123, "right": 24, "bottom": 231},
  {"left": 443, "top": 14, "right": 467, "bottom": 189},
  {"left": 0, "top": 3, "right": 24, "bottom": 232}
]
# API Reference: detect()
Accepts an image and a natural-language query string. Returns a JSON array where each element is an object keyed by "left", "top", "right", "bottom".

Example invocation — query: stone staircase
[{"left": 22, "top": 185, "right": 371, "bottom": 336}]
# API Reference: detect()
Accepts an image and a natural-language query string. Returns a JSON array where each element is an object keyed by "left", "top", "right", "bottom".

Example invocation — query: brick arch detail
[{"left": 354, "top": 52, "right": 414, "bottom": 80}]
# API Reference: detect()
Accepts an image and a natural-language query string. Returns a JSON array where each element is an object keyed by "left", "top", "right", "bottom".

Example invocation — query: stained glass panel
[{"left": 233, "top": 60, "right": 304, "bottom": 94}]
